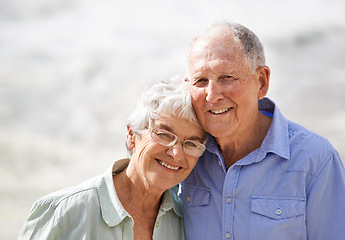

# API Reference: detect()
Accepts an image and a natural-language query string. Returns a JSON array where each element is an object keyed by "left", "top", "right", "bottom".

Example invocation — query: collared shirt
[
  {"left": 179, "top": 98, "right": 345, "bottom": 240},
  {"left": 19, "top": 158, "right": 185, "bottom": 240}
]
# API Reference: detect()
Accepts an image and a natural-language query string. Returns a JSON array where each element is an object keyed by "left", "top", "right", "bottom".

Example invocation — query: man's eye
[
  {"left": 222, "top": 75, "right": 234, "bottom": 80},
  {"left": 193, "top": 78, "right": 208, "bottom": 86},
  {"left": 220, "top": 75, "right": 239, "bottom": 83}
]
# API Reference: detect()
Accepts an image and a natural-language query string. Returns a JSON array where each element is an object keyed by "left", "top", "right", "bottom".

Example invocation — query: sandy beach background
[{"left": 1, "top": 0, "right": 345, "bottom": 238}]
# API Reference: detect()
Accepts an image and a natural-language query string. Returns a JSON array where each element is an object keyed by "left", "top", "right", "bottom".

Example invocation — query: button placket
[{"left": 186, "top": 195, "right": 191, "bottom": 202}]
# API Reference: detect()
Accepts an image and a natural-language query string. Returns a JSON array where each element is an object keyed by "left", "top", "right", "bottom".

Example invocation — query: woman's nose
[{"left": 167, "top": 142, "right": 184, "bottom": 160}]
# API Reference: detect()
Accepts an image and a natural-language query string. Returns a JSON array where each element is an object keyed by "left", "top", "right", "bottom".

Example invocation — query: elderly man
[{"left": 180, "top": 22, "right": 345, "bottom": 240}]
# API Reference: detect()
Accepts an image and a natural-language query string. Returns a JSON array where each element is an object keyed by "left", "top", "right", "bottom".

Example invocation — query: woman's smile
[{"left": 155, "top": 158, "right": 180, "bottom": 171}]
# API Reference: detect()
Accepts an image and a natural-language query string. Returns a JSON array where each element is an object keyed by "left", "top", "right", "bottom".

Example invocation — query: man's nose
[{"left": 205, "top": 81, "right": 224, "bottom": 103}]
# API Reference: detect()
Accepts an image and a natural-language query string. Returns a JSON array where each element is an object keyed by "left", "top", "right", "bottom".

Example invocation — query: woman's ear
[
  {"left": 126, "top": 125, "right": 135, "bottom": 150},
  {"left": 257, "top": 66, "right": 270, "bottom": 99}
]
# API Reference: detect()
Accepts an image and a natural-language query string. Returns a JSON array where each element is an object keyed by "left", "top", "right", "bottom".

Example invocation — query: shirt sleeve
[
  {"left": 18, "top": 197, "right": 61, "bottom": 240},
  {"left": 306, "top": 149, "right": 345, "bottom": 239}
]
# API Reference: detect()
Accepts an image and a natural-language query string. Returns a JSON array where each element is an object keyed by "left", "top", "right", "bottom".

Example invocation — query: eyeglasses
[{"left": 149, "top": 128, "right": 206, "bottom": 157}]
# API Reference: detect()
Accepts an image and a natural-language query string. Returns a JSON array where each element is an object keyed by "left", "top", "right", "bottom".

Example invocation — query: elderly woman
[{"left": 19, "top": 79, "right": 207, "bottom": 240}]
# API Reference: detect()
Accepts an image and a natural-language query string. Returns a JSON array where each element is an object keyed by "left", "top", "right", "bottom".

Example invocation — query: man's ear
[
  {"left": 126, "top": 125, "right": 135, "bottom": 150},
  {"left": 257, "top": 66, "right": 270, "bottom": 99}
]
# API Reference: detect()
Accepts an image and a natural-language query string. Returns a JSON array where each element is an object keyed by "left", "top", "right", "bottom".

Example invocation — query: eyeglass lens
[{"left": 150, "top": 128, "right": 205, "bottom": 157}]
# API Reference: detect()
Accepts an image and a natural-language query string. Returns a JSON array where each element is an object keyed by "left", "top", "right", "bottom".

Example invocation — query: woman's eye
[
  {"left": 184, "top": 141, "right": 198, "bottom": 148},
  {"left": 157, "top": 132, "right": 174, "bottom": 140}
]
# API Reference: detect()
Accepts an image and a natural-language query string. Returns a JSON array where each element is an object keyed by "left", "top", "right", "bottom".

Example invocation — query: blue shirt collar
[
  {"left": 259, "top": 98, "right": 290, "bottom": 160},
  {"left": 204, "top": 98, "right": 290, "bottom": 166}
]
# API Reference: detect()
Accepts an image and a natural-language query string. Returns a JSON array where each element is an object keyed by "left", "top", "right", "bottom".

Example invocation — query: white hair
[
  {"left": 127, "top": 77, "right": 200, "bottom": 136},
  {"left": 188, "top": 21, "right": 266, "bottom": 73}
]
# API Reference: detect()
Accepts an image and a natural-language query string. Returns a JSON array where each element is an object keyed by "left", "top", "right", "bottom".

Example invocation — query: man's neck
[{"left": 217, "top": 111, "right": 272, "bottom": 169}]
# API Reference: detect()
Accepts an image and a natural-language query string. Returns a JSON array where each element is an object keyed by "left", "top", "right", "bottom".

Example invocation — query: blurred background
[{"left": 1, "top": 0, "right": 344, "bottom": 238}]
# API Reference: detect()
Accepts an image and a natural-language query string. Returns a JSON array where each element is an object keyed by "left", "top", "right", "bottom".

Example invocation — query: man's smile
[{"left": 209, "top": 107, "right": 232, "bottom": 115}]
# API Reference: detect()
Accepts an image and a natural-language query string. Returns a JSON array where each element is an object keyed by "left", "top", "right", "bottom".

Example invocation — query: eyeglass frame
[{"left": 148, "top": 127, "right": 206, "bottom": 157}]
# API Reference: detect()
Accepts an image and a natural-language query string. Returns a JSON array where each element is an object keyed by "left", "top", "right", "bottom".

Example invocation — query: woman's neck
[{"left": 113, "top": 168, "right": 163, "bottom": 239}]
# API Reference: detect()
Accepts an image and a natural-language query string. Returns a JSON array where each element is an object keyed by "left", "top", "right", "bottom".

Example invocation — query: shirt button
[
  {"left": 225, "top": 232, "right": 231, "bottom": 239},
  {"left": 218, "top": 161, "right": 222, "bottom": 166},
  {"left": 226, "top": 197, "right": 232, "bottom": 204},
  {"left": 155, "top": 222, "right": 159, "bottom": 228},
  {"left": 276, "top": 208, "right": 282, "bottom": 215},
  {"left": 186, "top": 195, "right": 191, "bottom": 202}
]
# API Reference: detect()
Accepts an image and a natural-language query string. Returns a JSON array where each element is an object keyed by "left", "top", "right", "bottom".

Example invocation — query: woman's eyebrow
[
  {"left": 154, "top": 123, "right": 173, "bottom": 132},
  {"left": 155, "top": 123, "right": 203, "bottom": 142},
  {"left": 187, "top": 136, "right": 203, "bottom": 142}
]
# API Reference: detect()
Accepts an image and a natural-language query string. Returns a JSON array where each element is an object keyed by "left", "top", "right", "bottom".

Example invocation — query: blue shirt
[{"left": 179, "top": 98, "right": 345, "bottom": 240}]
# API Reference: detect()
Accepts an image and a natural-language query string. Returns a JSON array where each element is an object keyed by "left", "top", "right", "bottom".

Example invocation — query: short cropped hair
[
  {"left": 127, "top": 77, "right": 200, "bottom": 136},
  {"left": 188, "top": 21, "right": 266, "bottom": 73}
]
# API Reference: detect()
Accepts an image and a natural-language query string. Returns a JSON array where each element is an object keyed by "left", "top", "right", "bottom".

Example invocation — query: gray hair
[
  {"left": 188, "top": 21, "right": 266, "bottom": 73},
  {"left": 127, "top": 77, "right": 200, "bottom": 136}
]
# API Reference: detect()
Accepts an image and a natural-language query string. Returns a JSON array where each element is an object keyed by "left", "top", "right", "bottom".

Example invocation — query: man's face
[{"left": 187, "top": 36, "right": 263, "bottom": 140}]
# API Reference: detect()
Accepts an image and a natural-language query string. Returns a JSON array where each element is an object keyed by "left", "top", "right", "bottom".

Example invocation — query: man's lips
[
  {"left": 209, "top": 107, "right": 232, "bottom": 114},
  {"left": 155, "top": 159, "right": 180, "bottom": 171}
]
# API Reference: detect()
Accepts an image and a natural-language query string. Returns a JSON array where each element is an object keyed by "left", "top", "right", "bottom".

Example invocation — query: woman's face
[{"left": 128, "top": 114, "right": 204, "bottom": 192}]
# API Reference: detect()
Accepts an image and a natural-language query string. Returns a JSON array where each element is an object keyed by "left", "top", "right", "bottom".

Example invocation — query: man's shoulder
[
  {"left": 283, "top": 120, "right": 337, "bottom": 173},
  {"left": 287, "top": 120, "right": 333, "bottom": 150}
]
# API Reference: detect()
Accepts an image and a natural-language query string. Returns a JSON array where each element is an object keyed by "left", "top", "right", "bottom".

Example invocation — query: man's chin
[{"left": 205, "top": 126, "right": 233, "bottom": 138}]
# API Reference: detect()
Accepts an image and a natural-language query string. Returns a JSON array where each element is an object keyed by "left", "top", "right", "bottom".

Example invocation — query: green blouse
[{"left": 19, "top": 158, "right": 185, "bottom": 240}]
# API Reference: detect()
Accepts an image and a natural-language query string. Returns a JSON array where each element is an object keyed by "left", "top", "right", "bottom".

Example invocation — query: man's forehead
[
  {"left": 189, "top": 48, "right": 242, "bottom": 73},
  {"left": 192, "top": 36, "right": 233, "bottom": 52},
  {"left": 189, "top": 58, "right": 235, "bottom": 74},
  {"left": 190, "top": 37, "right": 242, "bottom": 61}
]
